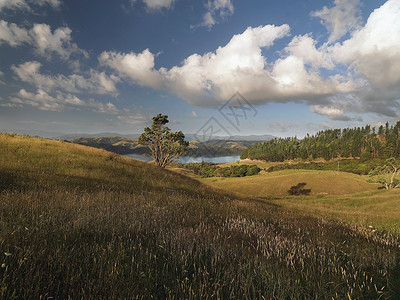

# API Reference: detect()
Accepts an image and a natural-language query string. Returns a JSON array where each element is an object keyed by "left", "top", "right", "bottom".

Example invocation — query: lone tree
[
  {"left": 138, "top": 114, "right": 189, "bottom": 168},
  {"left": 368, "top": 157, "right": 400, "bottom": 189}
]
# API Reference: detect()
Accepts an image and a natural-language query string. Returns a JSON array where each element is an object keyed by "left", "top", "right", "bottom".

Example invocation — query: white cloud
[
  {"left": 11, "top": 88, "right": 119, "bottom": 113},
  {"left": 0, "top": 69, "right": 4, "bottom": 85},
  {"left": 317, "top": 0, "right": 400, "bottom": 118},
  {"left": 311, "top": 0, "right": 362, "bottom": 43},
  {"left": 193, "top": 0, "right": 234, "bottom": 29},
  {"left": 8, "top": 61, "right": 122, "bottom": 115},
  {"left": 283, "top": 34, "right": 334, "bottom": 70},
  {"left": 0, "top": 21, "right": 87, "bottom": 59},
  {"left": 104, "top": 1, "right": 400, "bottom": 120},
  {"left": 329, "top": 0, "right": 400, "bottom": 89},
  {"left": 101, "top": 24, "right": 356, "bottom": 106},
  {"left": 211, "top": 0, "right": 234, "bottom": 16},
  {"left": 190, "top": 110, "right": 198, "bottom": 118},
  {"left": 99, "top": 49, "right": 162, "bottom": 89},
  {"left": 12, "top": 61, "right": 119, "bottom": 96},
  {"left": 117, "top": 113, "right": 147, "bottom": 125},
  {"left": 30, "top": 24, "right": 87, "bottom": 59},
  {"left": 0, "top": 20, "right": 30, "bottom": 47},
  {"left": 35, "top": 0, "right": 60, "bottom": 8},
  {"left": 130, "top": 0, "right": 175, "bottom": 10},
  {"left": 0, "top": 0, "right": 27, "bottom": 11},
  {"left": 0, "top": 0, "right": 60, "bottom": 12},
  {"left": 101, "top": 24, "right": 293, "bottom": 104},
  {"left": 144, "top": 0, "right": 175, "bottom": 10},
  {"left": 199, "top": 12, "right": 215, "bottom": 28},
  {"left": 310, "top": 105, "right": 351, "bottom": 121}
]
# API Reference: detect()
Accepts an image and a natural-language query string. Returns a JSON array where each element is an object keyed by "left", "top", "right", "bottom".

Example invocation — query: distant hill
[
  {"left": 70, "top": 136, "right": 270, "bottom": 157},
  {"left": 55, "top": 133, "right": 141, "bottom": 140},
  {"left": 71, "top": 136, "right": 148, "bottom": 155},
  {"left": 58, "top": 133, "right": 274, "bottom": 142},
  {"left": 184, "top": 134, "right": 275, "bottom": 142}
]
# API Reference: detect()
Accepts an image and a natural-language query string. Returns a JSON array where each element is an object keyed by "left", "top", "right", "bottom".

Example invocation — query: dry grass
[
  {"left": 0, "top": 133, "right": 399, "bottom": 299},
  {"left": 269, "top": 189, "right": 400, "bottom": 234},
  {"left": 200, "top": 169, "right": 378, "bottom": 197},
  {"left": 198, "top": 169, "right": 400, "bottom": 235}
]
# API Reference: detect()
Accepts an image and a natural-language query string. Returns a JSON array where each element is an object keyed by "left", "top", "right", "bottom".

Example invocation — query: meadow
[
  {"left": 200, "top": 170, "right": 400, "bottom": 234},
  {"left": 1, "top": 133, "right": 400, "bottom": 298}
]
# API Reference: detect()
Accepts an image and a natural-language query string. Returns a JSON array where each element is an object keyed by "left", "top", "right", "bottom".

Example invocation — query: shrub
[{"left": 288, "top": 183, "right": 311, "bottom": 196}]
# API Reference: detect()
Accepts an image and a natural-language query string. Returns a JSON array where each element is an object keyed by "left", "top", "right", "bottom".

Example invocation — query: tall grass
[{"left": 0, "top": 134, "right": 399, "bottom": 298}]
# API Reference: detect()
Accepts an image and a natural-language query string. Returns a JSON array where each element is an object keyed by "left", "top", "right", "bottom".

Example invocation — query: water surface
[{"left": 124, "top": 154, "right": 240, "bottom": 164}]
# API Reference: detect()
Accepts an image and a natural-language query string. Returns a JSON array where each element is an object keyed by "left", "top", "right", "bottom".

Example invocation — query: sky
[{"left": 0, "top": 0, "right": 399, "bottom": 138}]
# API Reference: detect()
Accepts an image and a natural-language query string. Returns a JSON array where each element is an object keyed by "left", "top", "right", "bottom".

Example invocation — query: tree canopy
[
  {"left": 241, "top": 122, "right": 400, "bottom": 162},
  {"left": 138, "top": 114, "right": 189, "bottom": 168},
  {"left": 368, "top": 158, "right": 400, "bottom": 189}
]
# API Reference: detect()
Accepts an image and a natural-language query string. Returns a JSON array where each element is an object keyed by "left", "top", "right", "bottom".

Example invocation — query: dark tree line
[
  {"left": 181, "top": 162, "right": 260, "bottom": 178},
  {"left": 241, "top": 122, "right": 400, "bottom": 162}
]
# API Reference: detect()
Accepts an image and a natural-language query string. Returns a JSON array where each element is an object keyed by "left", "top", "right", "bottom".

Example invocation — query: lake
[{"left": 124, "top": 154, "right": 240, "bottom": 164}]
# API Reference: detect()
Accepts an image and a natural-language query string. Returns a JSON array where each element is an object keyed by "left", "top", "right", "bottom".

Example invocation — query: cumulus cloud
[
  {"left": 0, "top": 21, "right": 87, "bottom": 59},
  {"left": 8, "top": 61, "right": 121, "bottom": 114},
  {"left": 0, "top": 0, "right": 60, "bottom": 12},
  {"left": 100, "top": 23, "right": 356, "bottom": 106},
  {"left": 320, "top": 0, "right": 400, "bottom": 117},
  {"left": 283, "top": 34, "right": 334, "bottom": 70},
  {"left": 310, "top": 105, "right": 351, "bottom": 121},
  {"left": 102, "top": 0, "right": 400, "bottom": 121},
  {"left": 99, "top": 49, "right": 162, "bottom": 89},
  {"left": 0, "top": 20, "right": 30, "bottom": 46},
  {"left": 12, "top": 61, "right": 119, "bottom": 96},
  {"left": 10, "top": 88, "right": 119, "bottom": 113},
  {"left": 329, "top": 0, "right": 400, "bottom": 89},
  {"left": 193, "top": 0, "right": 234, "bottom": 29},
  {"left": 102, "top": 24, "right": 295, "bottom": 104},
  {"left": 311, "top": 0, "right": 362, "bottom": 43},
  {"left": 0, "top": 0, "right": 28, "bottom": 11}
]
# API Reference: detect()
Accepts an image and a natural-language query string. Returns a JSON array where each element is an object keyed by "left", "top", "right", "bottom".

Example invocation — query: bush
[
  {"left": 360, "top": 151, "right": 371, "bottom": 161},
  {"left": 288, "top": 183, "right": 311, "bottom": 196},
  {"left": 246, "top": 165, "right": 261, "bottom": 176},
  {"left": 183, "top": 163, "right": 260, "bottom": 178}
]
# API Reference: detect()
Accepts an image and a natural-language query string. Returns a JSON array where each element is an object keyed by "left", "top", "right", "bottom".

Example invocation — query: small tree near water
[
  {"left": 368, "top": 157, "right": 400, "bottom": 189},
  {"left": 138, "top": 114, "right": 189, "bottom": 168}
]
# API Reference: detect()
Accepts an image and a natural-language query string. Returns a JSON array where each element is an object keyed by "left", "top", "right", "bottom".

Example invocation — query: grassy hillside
[
  {"left": 1, "top": 133, "right": 400, "bottom": 298},
  {"left": 272, "top": 189, "right": 400, "bottom": 234},
  {"left": 200, "top": 169, "right": 400, "bottom": 234},
  {"left": 201, "top": 170, "right": 378, "bottom": 197}
]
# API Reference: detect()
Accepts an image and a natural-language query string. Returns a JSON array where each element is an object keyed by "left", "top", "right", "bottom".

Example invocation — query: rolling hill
[
  {"left": 70, "top": 136, "right": 261, "bottom": 157},
  {"left": 201, "top": 169, "right": 378, "bottom": 197},
  {"left": 0, "top": 133, "right": 399, "bottom": 298}
]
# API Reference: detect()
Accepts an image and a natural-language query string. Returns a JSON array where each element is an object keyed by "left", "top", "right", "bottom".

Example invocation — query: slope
[{"left": 0, "top": 133, "right": 399, "bottom": 299}]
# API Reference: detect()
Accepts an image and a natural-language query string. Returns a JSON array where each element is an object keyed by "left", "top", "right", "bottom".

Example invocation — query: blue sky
[{"left": 0, "top": 0, "right": 399, "bottom": 138}]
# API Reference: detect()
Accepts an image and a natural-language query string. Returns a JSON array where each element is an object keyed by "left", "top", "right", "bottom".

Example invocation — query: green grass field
[{"left": 1, "top": 133, "right": 400, "bottom": 299}]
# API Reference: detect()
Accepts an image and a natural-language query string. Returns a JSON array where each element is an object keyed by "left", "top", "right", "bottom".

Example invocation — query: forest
[{"left": 241, "top": 122, "right": 400, "bottom": 162}]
